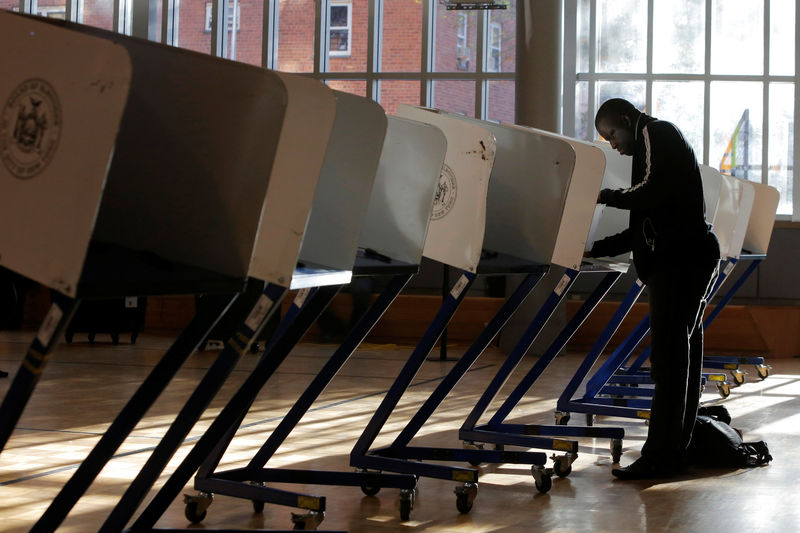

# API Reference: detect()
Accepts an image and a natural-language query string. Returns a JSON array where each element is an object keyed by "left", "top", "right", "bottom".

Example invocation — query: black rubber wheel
[
  {"left": 535, "top": 474, "right": 552, "bottom": 494},
  {"left": 184, "top": 501, "right": 207, "bottom": 524},
  {"left": 252, "top": 500, "right": 264, "bottom": 513},
  {"left": 553, "top": 461, "right": 572, "bottom": 478},
  {"left": 468, "top": 459, "right": 482, "bottom": 467},
  {"left": 293, "top": 521, "right": 305, "bottom": 530},
  {"left": 556, "top": 415, "right": 570, "bottom": 426},
  {"left": 400, "top": 498, "right": 411, "bottom": 521},
  {"left": 456, "top": 493, "right": 473, "bottom": 514},
  {"left": 361, "top": 485, "right": 380, "bottom": 496}
]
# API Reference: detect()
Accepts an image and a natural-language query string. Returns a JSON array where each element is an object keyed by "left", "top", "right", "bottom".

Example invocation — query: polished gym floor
[{"left": 0, "top": 330, "right": 797, "bottom": 532}]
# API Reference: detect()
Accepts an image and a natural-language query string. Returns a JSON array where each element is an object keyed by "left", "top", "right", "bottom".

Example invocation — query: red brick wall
[
  {"left": 15, "top": 0, "right": 514, "bottom": 120},
  {"left": 82, "top": 0, "right": 113, "bottom": 30}
]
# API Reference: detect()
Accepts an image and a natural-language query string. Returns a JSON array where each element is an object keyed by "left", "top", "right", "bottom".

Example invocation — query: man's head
[{"left": 595, "top": 98, "right": 642, "bottom": 156}]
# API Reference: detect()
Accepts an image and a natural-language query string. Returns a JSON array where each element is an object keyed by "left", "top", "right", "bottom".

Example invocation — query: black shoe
[{"left": 612, "top": 457, "right": 676, "bottom": 480}]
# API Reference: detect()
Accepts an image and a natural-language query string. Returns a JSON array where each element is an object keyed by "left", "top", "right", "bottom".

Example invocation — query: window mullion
[
  {"left": 762, "top": 0, "right": 770, "bottom": 185},
  {"left": 367, "top": 0, "right": 378, "bottom": 101},
  {"left": 645, "top": 0, "right": 653, "bottom": 113},
  {"left": 588, "top": 0, "right": 596, "bottom": 139},
  {"left": 703, "top": 0, "right": 712, "bottom": 166},
  {"left": 476, "top": 8, "right": 486, "bottom": 118},
  {"left": 562, "top": 0, "right": 577, "bottom": 136},
  {"left": 421, "top": 0, "right": 433, "bottom": 107}
]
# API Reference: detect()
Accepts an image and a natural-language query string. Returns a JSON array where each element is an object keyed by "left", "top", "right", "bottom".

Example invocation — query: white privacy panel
[
  {"left": 0, "top": 12, "right": 131, "bottom": 296},
  {"left": 584, "top": 143, "right": 633, "bottom": 269},
  {"left": 248, "top": 74, "right": 336, "bottom": 286},
  {"left": 395, "top": 105, "right": 495, "bottom": 273},
  {"left": 737, "top": 179, "right": 780, "bottom": 255},
  {"left": 503, "top": 123, "right": 609, "bottom": 269},
  {"left": 358, "top": 116, "right": 446, "bottom": 265},
  {"left": 712, "top": 172, "right": 754, "bottom": 259},
  {"left": 701, "top": 165, "right": 723, "bottom": 225},
  {"left": 298, "top": 91, "right": 387, "bottom": 271},
  {"left": 49, "top": 21, "right": 289, "bottom": 286}
]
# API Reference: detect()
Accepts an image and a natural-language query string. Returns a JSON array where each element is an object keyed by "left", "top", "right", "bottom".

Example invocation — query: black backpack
[{"left": 687, "top": 414, "right": 772, "bottom": 468}]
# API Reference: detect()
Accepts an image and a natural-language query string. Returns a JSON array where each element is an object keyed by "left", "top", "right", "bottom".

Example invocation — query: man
[{"left": 586, "top": 98, "right": 720, "bottom": 479}]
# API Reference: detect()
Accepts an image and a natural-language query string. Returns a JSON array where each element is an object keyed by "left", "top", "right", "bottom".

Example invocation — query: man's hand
[{"left": 597, "top": 188, "right": 614, "bottom": 205}]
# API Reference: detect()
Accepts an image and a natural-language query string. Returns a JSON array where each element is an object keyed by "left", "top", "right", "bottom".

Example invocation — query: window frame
[
  {"left": 563, "top": 0, "right": 799, "bottom": 220},
  {"left": 328, "top": 0, "right": 352, "bottom": 58}
]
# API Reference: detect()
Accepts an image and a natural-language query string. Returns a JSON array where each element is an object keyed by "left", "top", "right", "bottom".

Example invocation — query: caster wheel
[
  {"left": 585, "top": 413, "right": 594, "bottom": 426},
  {"left": 252, "top": 500, "right": 264, "bottom": 513},
  {"left": 399, "top": 498, "right": 411, "bottom": 521},
  {"left": 730, "top": 370, "right": 745, "bottom": 386},
  {"left": 717, "top": 383, "right": 731, "bottom": 398},
  {"left": 555, "top": 411, "right": 570, "bottom": 425},
  {"left": 553, "top": 459, "right": 572, "bottom": 478},
  {"left": 293, "top": 521, "right": 305, "bottom": 530},
  {"left": 361, "top": 485, "right": 380, "bottom": 496},
  {"left": 756, "top": 364, "right": 771, "bottom": 380},
  {"left": 531, "top": 466, "right": 552, "bottom": 494},
  {"left": 398, "top": 488, "right": 415, "bottom": 521},
  {"left": 468, "top": 459, "right": 482, "bottom": 467},
  {"left": 534, "top": 473, "right": 552, "bottom": 494},
  {"left": 454, "top": 482, "right": 477, "bottom": 514},
  {"left": 611, "top": 438, "right": 623, "bottom": 463},
  {"left": 184, "top": 501, "right": 207, "bottom": 524},
  {"left": 456, "top": 492, "right": 473, "bottom": 514}
]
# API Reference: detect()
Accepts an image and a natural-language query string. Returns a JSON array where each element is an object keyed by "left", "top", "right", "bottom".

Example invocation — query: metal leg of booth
[
  {"left": 97, "top": 283, "right": 288, "bottom": 533},
  {"left": 128, "top": 284, "right": 341, "bottom": 532},
  {"left": 350, "top": 271, "right": 496, "bottom": 484},
  {"left": 359, "top": 271, "right": 554, "bottom": 492},
  {"left": 461, "top": 271, "right": 625, "bottom": 469},
  {"left": 180, "top": 273, "right": 419, "bottom": 528},
  {"left": 27, "top": 291, "right": 243, "bottom": 533},
  {"left": 555, "top": 280, "right": 650, "bottom": 422},
  {"left": 0, "top": 298, "right": 80, "bottom": 453}
]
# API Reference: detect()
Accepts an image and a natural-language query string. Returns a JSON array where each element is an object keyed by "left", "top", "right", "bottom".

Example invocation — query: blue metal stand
[
  {"left": 350, "top": 255, "right": 591, "bottom": 507},
  {"left": 95, "top": 282, "right": 287, "bottom": 533},
  {"left": 0, "top": 298, "right": 79, "bottom": 452},
  {"left": 461, "top": 270, "right": 626, "bottom": 468},
  {"left": 129, "top": 283, "right": 342, "bottom": 531},
  {"left": 555, "top": 279, "right": 650, "bottom": 421},
  {"left": 176, "top": 271, "right": 421, "bottom": 527}
]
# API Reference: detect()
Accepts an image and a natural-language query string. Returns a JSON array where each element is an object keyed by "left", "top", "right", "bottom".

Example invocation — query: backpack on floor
[{"left": 687, "top": 414, "right": 772, "bottom": 468}]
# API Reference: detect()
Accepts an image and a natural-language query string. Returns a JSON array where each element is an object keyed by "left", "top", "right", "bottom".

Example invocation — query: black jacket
[{"left": 590, "top": 113, "right": 719, "bottom": 283}]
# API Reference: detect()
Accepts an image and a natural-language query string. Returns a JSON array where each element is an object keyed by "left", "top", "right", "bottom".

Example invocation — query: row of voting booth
[{"left": 0, "top": 10, "right": 781, "bottom": 531}]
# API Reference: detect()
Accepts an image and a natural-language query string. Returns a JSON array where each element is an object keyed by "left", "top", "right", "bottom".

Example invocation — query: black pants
[{"left": 641, "top": 258, "right": 720, "bottom": 464}]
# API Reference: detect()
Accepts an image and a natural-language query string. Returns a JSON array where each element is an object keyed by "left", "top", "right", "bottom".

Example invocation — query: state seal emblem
[
  {"left": 1, "top": 78, "right": 62, "bottom": 179},
  {"left": 431, "top": 163, "right": 457, "bottom": 220}
]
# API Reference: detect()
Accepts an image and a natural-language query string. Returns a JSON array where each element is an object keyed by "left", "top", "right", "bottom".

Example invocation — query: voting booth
[
  {"left": 127, "top": 95, "right": 420, "bottom": 531},
  {"left": 0, "top": 11, "right": 295, "bottom": 462},
  {"left": 144, "top": 114, "right": 450, "bottom": 529}
]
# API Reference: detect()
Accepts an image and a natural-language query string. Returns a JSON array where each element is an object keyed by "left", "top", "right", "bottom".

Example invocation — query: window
[
  {"left": 486, "top": 21, "right": 501, "bottom": 72},
  {"left": 329, "top": 0, "right": 351, "bottom": 57},
  {"left": 204, "top": 1, "right": 240, "bottom": 33},
  {"left": 456, "top": 12, "right": 470, "bottom": 70},
  {"left": 566, "top": 0, "right": 797, "bottom": 218}
]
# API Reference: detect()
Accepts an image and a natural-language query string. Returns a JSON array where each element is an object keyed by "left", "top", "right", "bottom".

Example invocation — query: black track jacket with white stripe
[{"left": 589, "top": 113, "right": 719, "bottom": 283}]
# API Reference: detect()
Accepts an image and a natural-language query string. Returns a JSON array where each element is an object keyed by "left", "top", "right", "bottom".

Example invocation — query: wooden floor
[{"left": 0, "top": 330, "right": 798, "bottom": 532}]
